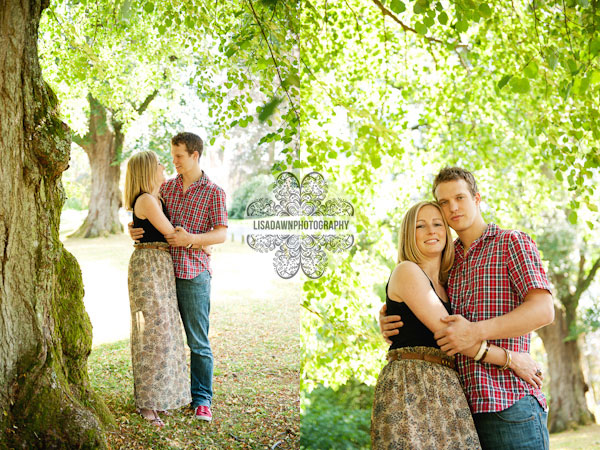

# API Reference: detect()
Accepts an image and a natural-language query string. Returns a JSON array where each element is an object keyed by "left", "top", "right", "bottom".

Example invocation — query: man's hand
[
  {"left": 165, "top": 226, "right": 193, "bottom": 247},
  {"left": 378, "top": 304, "right": 403, "bottom": 345},
  {"left": 434, "top": 315, "right": 480, "bottom": 356},
  {"left": 128, "top": 221, "right": 144, "bottom": 242}
]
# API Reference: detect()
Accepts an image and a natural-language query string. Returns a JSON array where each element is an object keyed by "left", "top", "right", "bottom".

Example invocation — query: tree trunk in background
[
  {"left": 71, "top": 94, "right": 123, "bottom": 238},
  {"left": 0, "top": 1, "right": 112, "bottom": 447},
  {"left": 537, "top": 304, "right": 596, "bottom": 432}
]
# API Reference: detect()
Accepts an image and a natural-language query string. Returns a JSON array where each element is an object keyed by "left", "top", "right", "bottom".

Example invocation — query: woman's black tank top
[
  {"left": 386, "top": 269, "right": 452, "bottom": 350},
  {"left": 132, "top": 194, "right": 169, "bottom": 243}
]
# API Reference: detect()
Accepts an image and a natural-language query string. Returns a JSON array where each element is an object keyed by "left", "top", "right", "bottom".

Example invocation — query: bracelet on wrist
[
  {"left": 500, "top": 347, "right": 512, "bottom": 370},
  {"left": 474, "top": 340, "right": 488, "bottom": 361},
  {"left": 479, "top": 341, "right": 491, "bottom": 362}
]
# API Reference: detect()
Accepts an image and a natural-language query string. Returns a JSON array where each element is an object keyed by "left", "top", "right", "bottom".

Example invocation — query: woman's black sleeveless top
[
  {"left": 132, "top": 194, "right": 169, "bottom": 243},
  {"left": 386, "top": 272, "right": 452, "bottom": 350}
]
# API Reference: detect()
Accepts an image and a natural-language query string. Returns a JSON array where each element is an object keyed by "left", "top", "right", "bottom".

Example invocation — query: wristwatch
[{"left": 186, "top": 241, "right": 193, "bottom": 249}]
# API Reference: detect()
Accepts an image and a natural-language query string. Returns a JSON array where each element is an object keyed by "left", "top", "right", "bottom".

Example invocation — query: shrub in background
[{"left": 301, "top": 379, "right": 373, "bottom": 449}]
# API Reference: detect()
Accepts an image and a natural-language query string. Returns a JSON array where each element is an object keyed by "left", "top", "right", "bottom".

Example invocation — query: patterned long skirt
[
  {"left": 127, "top": 244, "right": 191, "bottom": 410},
  {"left": 371, "top": 346, "right": 481, "bottom": 450}
]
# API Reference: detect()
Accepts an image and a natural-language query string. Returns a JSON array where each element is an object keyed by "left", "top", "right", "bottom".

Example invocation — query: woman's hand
[
  {"left": 510, "top": 352, "right": 544, "bottom": 389},
  {"left": 201, "top": 245, "right": 214, "bottom": 256}
]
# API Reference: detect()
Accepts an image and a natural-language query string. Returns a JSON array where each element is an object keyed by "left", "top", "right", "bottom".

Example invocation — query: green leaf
[
  {"left": 478, "top": 3, "right": 492, "bottom": 18},
  {"left": 567, "top": 59, "right": 579, "bottom": 75},
  {"left": 143, "top": 2, "right": 154, "bottom": 13},
  {"left": 438, "top": 11, "right": 448, "bottom": 25},
  {"left": 414, "top": 22, "right": 428, "bottom": 35},
  {"left": 423, "top": 15, "right": 435, "bottom": 27},
  {"left": 555, "top": 170, "right": 563, "bottom": 182},
  {"left": 119, "top": 0, "right": 132, "bottom": 22},
  {"left": 586, "top": 221, "right": 594, "bottom": 230},
  {"left": 591, "top": 39, "right": 600, "bottom": 56},
  {"left": 547, "top": 53, "right": 558, "bottom": 70},
  {"left": 283, "top": 74, "right": 300, "bottom": 88},
  {"left": 497, "top": 74, "right": 512, "bottom": 89},
  {"left": 509, "top": 77, "right": 530, "bottom": 93},
  {"left": 389, "top": 0, "right": 406, "bottom": 14},
  {"left": 258, "top": 96, "right": 283, "bottom": 123},
  {"left": 523, "top": 60, "right": 538, "bottom": 79},
  {"left": 413, "top": 0, "right": 427, "bottom": 14},
  {"left": 568, "top": 211, "right": 577, "bottom": 224},
  {"left": 455, "top": 20, "right": 469, "bottom": 33}
]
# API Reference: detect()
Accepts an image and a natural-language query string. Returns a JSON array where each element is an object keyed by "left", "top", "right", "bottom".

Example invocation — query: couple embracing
[
  {"left": 123, "top": 132, "right": 227, "bottom": 427},
  {"left": 374, "top": 167, "right": 554, "bottom": 450}
]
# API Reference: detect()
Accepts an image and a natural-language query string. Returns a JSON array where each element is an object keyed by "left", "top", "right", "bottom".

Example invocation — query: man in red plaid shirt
[
  {"left": 380, "top": 167, "right": 554, "bottom": 449},
  {"left": 130, "top": 132, "right": 227, "bottom": 422}
]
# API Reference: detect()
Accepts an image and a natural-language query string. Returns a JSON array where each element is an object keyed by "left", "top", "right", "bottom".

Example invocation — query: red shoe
[{"left": 194, "top": 405, "right": 212, "bottom": 422}]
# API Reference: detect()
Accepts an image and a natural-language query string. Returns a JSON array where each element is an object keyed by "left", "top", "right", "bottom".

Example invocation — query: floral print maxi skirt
[
  {"left": 127, "top": 244, "right": 191, "bottom": 410},
  {"left": 371, "top": 346, "right": 481, "bottom": 450}
]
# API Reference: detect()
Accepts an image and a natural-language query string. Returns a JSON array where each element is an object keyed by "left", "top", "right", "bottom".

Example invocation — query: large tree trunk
[
  {"left": 536, "top": 304, "right": 595, "bottom": 433},
  {"left": 71, "top": 94, "right": 123, "bottom": 238},
  {"left": 0, "top": 1, "right": 112, "bottom": 448}
]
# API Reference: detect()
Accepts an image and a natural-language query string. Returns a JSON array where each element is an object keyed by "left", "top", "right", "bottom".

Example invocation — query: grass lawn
[
  {"left": 62, "top": 211, "right": 300, "bottom": 449},
  {"left": 549, "top": 424, "right": 600, "bottom": 449}
]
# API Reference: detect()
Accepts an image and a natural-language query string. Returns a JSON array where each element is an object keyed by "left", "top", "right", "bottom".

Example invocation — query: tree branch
[
  {"left": 71, "top": 132, "right": 90, "bottom": 152},
  {"left": 135, "top": 88, "right": 159, "bottom": 116},
  {"left": 343, "top": 0, "right": 361, "bottom": 35},
  {"left": 573, "top": 255, "right": 600, "bottom": 304},
  {"left": 562, "top": 0, "right": 574, "bottom": 55},
  {"left": 247, "top": 0, "right": 300, "bottom": 124},
  {"left": 370, "top": 0, "right": 469, "bottom": 50}
]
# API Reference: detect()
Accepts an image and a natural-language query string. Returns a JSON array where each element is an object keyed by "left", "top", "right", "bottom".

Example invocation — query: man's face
[
  {"left": 434, "top": 179, "right": 481, "bottom": 232},
  {"left": 170, "top": 143, "right": 198, "bottom": 174}
]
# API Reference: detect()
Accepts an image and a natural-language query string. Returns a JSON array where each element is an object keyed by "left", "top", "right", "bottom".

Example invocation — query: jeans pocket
[{"left": 493, "top": 397, "right": 537, "bottom": 424}]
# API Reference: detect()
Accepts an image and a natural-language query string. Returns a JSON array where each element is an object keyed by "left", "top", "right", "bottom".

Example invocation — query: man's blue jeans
[
  {"left": 176, "top": 271, "right": 212, "bottom": 407},
  {"left": 473, "top": 395, "right": 549, "bottom": 450}
]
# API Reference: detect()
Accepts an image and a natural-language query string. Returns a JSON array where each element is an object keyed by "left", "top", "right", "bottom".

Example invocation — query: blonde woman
[
  {"left": 371, "top": 201, "right": 541, "bottom": 449},
  {"left": 124, "top": 151, "right": 190, "bottom": 427}
]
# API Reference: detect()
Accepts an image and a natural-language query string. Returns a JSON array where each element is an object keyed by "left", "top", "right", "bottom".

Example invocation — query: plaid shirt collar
[
  {"left": 174, "top": 171, "right": 208, "bottom": 192},
  {"left": 454, "top": 222, "right": 500, "bottom": 260}
]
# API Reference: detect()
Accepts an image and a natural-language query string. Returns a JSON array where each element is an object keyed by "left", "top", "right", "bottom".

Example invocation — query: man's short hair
[
  {"left": 432, "top": 166, "right": 478, "bottom": 199},
  {"left": 171, "top": 132, "right": 204, "bottom": 158}
]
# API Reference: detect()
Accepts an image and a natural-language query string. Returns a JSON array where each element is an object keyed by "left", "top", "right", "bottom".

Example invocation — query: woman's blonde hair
[
  {"left": 397, "top": 201, "right": 455, "bottom": 284},
  {"left": 124, "top": 151, "right": 159, "bottom": 211}
]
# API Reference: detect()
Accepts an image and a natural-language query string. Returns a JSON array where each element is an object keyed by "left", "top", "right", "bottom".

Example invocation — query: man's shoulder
[
  {"left": 487, "top": 224, "right": 532, "bottom": 245},
  {"left": 499, "top": 229, "right": 534, "bottom": 246},
  {"left": 201, "top": 175, "right": 226, "bottom": 197},
  {"left": 483, "top": 226, "right": 537, "bottom": 259}
]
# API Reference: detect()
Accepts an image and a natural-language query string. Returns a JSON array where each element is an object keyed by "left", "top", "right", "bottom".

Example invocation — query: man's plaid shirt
[
  {"left": 160, "top": 172, "right": 227, "bottom": 279},
  {"left": 447, "top": 223, "right": 550, "bottom": 414}
]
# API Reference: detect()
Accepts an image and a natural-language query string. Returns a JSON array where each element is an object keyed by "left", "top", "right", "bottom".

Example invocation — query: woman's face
[
  {"left": 155, "top": 160, "right": 166, "bottom": 186},
  {"left": 415, "top": 205, "right": 447, "bottom": 258}
]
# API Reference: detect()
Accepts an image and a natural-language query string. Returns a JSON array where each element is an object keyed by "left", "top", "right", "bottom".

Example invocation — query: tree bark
[
  {"left": 536, "top": 304, "right": 596, "bottom": 433},
  {"left": 70, "top": 94, "right": 124, "bottom": 238},
  {"left": 0, "top": 0, "right": 112, "bottom": 447}
]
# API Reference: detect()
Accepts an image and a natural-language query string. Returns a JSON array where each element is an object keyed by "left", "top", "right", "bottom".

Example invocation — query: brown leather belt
[
  {"left": 387, "top": 350, "right": 456, "bottom": 370},
  {"left": 134, "top": 243, "right": 170, "bottom": 252}
]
